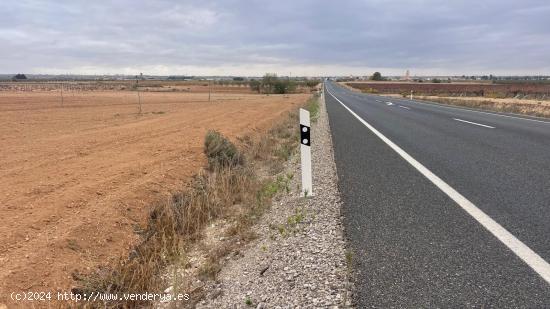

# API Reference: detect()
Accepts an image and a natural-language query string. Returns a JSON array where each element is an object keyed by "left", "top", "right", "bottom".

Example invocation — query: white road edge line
[
  {"left": 325, "top": 86, "right": 550, "bottom": 285},
  {"left": 453, "top": 118, "right": 495, "bottom": 129},
  {"left": 399, "top": 105, "right": 411, "bottom": 110}
]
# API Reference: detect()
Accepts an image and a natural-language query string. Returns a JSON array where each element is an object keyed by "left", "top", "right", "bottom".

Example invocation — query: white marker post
[
  {"left": 300, "top": 108, "right": 313, "bottom": 197},
  {"left": 410, "top": 90, "right": 413, "bottom": 100}
]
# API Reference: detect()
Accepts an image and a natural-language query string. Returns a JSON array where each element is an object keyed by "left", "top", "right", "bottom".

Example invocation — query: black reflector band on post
[{"left": 300, "top": 124, "right": 310, "bottom": 146}]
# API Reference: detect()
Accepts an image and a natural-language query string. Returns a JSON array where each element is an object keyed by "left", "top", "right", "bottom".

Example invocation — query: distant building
[{"left": 401, "top": 70, "right": 411, "bottom": 81}]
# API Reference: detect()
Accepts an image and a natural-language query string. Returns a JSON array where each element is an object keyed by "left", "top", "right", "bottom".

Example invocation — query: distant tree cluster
[
  {"left": 12, "top": 73, "right": 27, "bottom": 81},
  {"left": 167, "top": 76, "right": 193, "bottom": 80},
  {"left": 370, "top": 72, "right": 384, "bottom": 81},
  {"left": 249, "top": 74, "right": 296, "bottom": 94},
  {"left": 304, "top": 80, "right": 321, "bottom": 88}
]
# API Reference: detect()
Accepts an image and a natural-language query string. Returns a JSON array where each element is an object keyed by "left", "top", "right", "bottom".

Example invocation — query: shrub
[
  {"left": 273, "top": 79, "right": 296, "bottom": 94},
  {"left": 204, "top": 130, "right": 244, "bottom": 170}
]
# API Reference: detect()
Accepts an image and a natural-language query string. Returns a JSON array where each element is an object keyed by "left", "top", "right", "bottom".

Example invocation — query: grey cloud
[{"left": 0, "top": 0, "right": 549, "bottom": 75}]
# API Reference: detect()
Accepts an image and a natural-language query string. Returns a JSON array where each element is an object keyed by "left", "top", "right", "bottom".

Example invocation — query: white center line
[
  {"left": 453, "top": 118, "right": 495, "bottom": 129},
  {"left": 399, "top": 105, "right": 411, "bottom": 110},
  {"left": 325, "top": 86, "right": 550, "bottom": 285}
]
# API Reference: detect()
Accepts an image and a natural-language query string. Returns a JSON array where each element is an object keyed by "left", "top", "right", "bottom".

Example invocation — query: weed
[
  {"left": 245, "top": 296, "right": 253, "bottom": 306},
  {"left": 277, "top": 225, "right": 288, "bottom": 237},
  {"left": 67, "top": 239, "right": 81, "bottom": 251},
  {"left": 274, "top": 142, "right": 294, "bottom": 161},
  {"left": 287, "top": 208, "right": 304, "bottom": 227},
  {"left": 286, "top": 171, "right": 294, "bottom": 180}
]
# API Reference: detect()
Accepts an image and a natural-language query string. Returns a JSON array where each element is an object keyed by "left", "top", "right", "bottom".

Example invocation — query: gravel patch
[{"left": 196, "top": 93, "right": 353, "bottom": 308}]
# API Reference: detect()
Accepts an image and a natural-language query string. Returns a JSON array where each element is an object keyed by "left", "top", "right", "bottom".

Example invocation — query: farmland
[{"left": 0, "top": 84, "right": 309, "bottom": 299}]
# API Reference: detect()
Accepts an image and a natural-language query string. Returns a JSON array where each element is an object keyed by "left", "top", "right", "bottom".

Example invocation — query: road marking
[
  {"left": 453, "top": 118, "right": 495, "bottom": 129},
  {"left": 339, "top": 84, "right": 550, "bottom": 124},
  {"left": 386, "top": 102, "right": 394, "bottom": 106},
  {"left": 399, "top": 105, "right": 411, "bottom": 110},
  {"left": 405, "top": 98, "right": 550, "bottom": 124},
  {"left": 325, "top": 86, "right": 550, "bottom": 285}
]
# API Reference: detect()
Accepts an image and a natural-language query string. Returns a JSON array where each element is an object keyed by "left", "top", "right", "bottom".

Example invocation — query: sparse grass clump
[
  {"left": 245, "top": 296, "right": 253, "bottom": 306},
  {"left": 306, "top": 93, "right": 320, "bottom": 122}
]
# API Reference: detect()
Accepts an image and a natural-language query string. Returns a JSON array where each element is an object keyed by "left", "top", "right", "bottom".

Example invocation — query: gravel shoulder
[{"left": 197, "top": 93, "right": 353, "bottom": 308}]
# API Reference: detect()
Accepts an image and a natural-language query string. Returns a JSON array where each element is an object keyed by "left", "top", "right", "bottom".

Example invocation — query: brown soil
[{"left": 0, "top": 90, "right": 307, "bottom": 303}]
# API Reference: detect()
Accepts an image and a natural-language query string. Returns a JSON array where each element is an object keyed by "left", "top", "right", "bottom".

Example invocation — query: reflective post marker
[{"left": 300, "top": 108, "right": 313, "bottom": 197}]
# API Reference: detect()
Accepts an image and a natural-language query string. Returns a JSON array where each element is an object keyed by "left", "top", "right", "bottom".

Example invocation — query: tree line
[{"left": 249, "top": 74, "right": 320, "bottom": 94}]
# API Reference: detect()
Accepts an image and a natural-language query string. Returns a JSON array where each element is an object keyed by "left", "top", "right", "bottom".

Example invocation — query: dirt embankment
[{"left": 0, "top": 90, "right": 309, "bottom": 303}]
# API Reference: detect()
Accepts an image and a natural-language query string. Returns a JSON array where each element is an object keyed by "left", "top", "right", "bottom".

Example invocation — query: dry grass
[
  {"left": 417, "top": 96, "right": 550, "bottom": 118},
  {"left": 73, "top": 94, "right": 319, "bottom": 308}
]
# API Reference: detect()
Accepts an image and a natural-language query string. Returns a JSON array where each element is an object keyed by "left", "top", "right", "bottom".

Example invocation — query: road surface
[{"left": 323, "top": 81, "right": 550, "bottom": 307}]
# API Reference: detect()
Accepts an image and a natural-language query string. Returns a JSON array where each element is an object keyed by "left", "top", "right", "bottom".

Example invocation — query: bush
[
  {"left": 273, "top": 79, "right": 296, "bottom": 94},
  {"left": 249, "top": 80, "right": 261, "bottom": 93},
  {"left": 204, "top": 130, "right": 244, "bottom": 170}
]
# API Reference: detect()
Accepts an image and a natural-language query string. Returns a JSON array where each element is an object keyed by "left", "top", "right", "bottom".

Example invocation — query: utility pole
[
  {"left": 208, "top": 80, "right": 211, "bottom": 102},
  {"left": 136, "top": 76, "right": 142, "bottom": 114},
  {"left": 60, "top": 83, "right": 64, "bottom": 106}
]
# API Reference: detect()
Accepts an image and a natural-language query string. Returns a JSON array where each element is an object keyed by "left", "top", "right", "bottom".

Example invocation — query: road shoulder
[{"left": 196, "top": 92, "right": 353, "bottom": 308}]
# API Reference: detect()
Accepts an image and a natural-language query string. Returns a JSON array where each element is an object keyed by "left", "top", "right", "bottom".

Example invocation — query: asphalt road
[{"left": 323, "top": 81, "right": 550, "bottom": 307}]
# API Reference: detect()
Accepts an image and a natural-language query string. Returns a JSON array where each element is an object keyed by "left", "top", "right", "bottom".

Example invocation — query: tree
[
  {"left": 249, "top": 80, "right": 261, "bottom": 93},
  {"left": 12, "top": 73, "right": 27, "bottom": 81},
  {"left": 370, "top": 72, "right": 383, "bottom": 81},
  {"left": 261, "top": 73, "right": 279, "bottom": 94},
  {"left": 305, "top": 80, "right": 321, "bottom": 88},
  {"left": 432, "top": 78, "right": 442, "bottom": 83}
]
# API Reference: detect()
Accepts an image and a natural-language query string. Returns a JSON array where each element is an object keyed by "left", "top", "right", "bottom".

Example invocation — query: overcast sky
[{"left": 1, "top": 0, "right": 549, "bottom": 76}]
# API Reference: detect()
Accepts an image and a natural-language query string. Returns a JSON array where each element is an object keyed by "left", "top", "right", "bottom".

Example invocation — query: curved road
[{"left": 324, "top": 81, "right": 550, "bottom": 307}]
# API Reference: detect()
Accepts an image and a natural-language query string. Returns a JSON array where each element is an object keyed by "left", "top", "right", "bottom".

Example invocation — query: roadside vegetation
[
  {"left": 249, "top": 74, "right": 320, "bottom": 94},
  {"left": 74, "top": 92, "right": 320, "bottom": 308}
]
